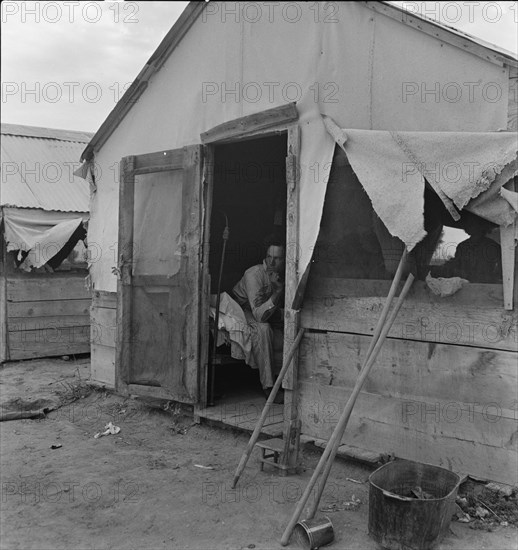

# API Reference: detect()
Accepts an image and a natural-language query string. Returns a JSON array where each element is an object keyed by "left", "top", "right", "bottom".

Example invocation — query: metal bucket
[
  {"left": 368, "top": 459, "right": 461, "bottom": 550},
  {"left": 293, "top": 516, "right": 334, "bottom": 550}
]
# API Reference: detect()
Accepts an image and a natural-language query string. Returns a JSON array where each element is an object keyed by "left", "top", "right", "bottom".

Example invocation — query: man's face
[{"left": 265, "top": 245, "right": 285, "bottom": 274}]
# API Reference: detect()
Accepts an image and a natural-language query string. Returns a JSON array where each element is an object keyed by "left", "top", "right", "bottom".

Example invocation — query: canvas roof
[
  {"left": 80, "top": 1, "right": 518, "bottom": 163},
  {"left": 1, "top": 123, "right": 93, "bottom": 212}
]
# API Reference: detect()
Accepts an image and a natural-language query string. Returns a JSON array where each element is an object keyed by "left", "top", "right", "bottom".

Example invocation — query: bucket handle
[
  {"left": 381, "top": 489, "right": 415, "bottom": 502},
  {"left": 381, "top": 475, "right": 463, "bottom": 502}
]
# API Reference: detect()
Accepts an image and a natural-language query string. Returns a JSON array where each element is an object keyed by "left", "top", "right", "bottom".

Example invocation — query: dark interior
[
  {"left": 209, "top": 134, "right": 288, "bottom": 293},
  {"left": 308, "top": 146, "right": 502, "bottom": 285},
  {"left": 208, "top": 134, "right": 288, "bottom": 399}
]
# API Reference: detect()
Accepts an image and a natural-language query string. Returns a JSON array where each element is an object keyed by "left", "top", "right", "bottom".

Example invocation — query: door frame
[{"left": 197, "top": 103, "right": 301, "bottom": 425}]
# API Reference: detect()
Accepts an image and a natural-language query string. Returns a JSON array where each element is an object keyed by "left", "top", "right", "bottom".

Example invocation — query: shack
[
  {"left": 81, "top": 2, "right": 517, "bottom": 483},
  {"left": 1, "top": 124, "right": 92, "bottom": 361}
]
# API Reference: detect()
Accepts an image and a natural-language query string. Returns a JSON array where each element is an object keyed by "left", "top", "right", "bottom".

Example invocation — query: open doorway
[{"left": 206, "top": 133, "right": 288, "bottom": 413}]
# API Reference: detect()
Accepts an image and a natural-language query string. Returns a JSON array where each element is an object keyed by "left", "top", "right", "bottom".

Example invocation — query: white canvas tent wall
[
  {"left": 81, "top": 2, "right": 517, "bottom": 483},
  {"left": 82, "top": 1, "right": 516, "bottom": 292},
  {"left": 0, "top": 124, "right": 93, "bottom": 361}
]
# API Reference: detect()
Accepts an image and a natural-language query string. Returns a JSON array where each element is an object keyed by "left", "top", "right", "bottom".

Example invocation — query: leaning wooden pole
[
  {"left": 362, "top": 250, "right": 408, "bottom": 368},
  {"left": 306, "top": 250, "right": 409, "bottom": 519},
  {"left": 232, "top": 328, "right": 305, "bottom": 489},
  {"left": 280, "top": 273, "right": 415, "bottom": 546}
]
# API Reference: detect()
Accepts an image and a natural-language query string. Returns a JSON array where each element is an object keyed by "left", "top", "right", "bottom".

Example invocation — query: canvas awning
[
  {"left": 294, "top": 122, "right": 518, "bottom": 310},
  {"left": 323, "top": 122, "right": 518, "bottom": 251},
  {"left": 2, "top": 207, "right": 88, "bottom": 269}
]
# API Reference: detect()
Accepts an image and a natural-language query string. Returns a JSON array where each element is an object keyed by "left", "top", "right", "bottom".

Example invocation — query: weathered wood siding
[
  {"left": 302, "top": 279, "right": 517, "bottom": 351},
  {"left": 298, "top": 276, "right": 518, "bottom": 484},
  {"left": 0, "top": 274, "right": 6, "bottom": 363},
  {"left": 0, "top": 238, "right": 7, "bottom": 363},
  {"left": 6, "top": 274, "right": 90, "bottom": 360},
  {"left": 90, "top": 290, "right": 116, "bottom": 387},
  {"left": 508, "top": 66, "right": 518, "bottom": 132}
]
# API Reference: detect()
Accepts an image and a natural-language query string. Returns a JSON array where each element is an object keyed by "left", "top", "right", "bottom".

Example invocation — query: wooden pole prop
[
  {"left": 306, "top": 250, "right": 409, "bottom": 519},
  {"left": 280, "top": 273, "right": 415, "bottom": 546},
  {"left": 363, "top": 249, "right": 408, "bottom": 364},
  {"left": 232, "top": 328, "right": 305, "bottom": 489},
  {"left": 209, "top": 215, "right": 229, "bottom": 406}
]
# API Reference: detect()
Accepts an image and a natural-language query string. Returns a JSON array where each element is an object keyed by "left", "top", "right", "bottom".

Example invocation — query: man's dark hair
[{"left": 263, "top": 231, "right": 286, "bottom": 253}]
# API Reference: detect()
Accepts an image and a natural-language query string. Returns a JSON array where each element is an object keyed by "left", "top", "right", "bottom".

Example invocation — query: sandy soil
[{"left": 1, "top": 357, "right": 516, "bottom": 550}]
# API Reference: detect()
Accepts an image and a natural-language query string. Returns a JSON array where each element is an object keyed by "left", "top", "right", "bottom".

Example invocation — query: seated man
[{"left": 232, "top": 240, "right": 285, "bottom": 401}]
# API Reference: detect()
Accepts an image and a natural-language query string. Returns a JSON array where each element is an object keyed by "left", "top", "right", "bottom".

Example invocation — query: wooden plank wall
[
  {"left": 90, "top": 290, "right": 116, "bottom": 387},
  {"left": 302, "top": 279, "right": 517, "bottom": 351},
  {"left": 6, "top": 274, "right": 91, "bottom": 360},
  {"left": 508, "top": 65, "right": 517, "bottom": 132},
  {"left": 0, "top": 273, "right": 6, "bottom": 363},
  {"left": 298, "top": 276, "right": 518, "bottom": 484},
  {"left": 0, "top": 242, "right": 7, "bottom": 363}
]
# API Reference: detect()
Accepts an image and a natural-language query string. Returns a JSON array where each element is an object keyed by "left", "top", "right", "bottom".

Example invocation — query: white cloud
[{"left": 1, "top": 1, "right": 188, "bottom": 131}]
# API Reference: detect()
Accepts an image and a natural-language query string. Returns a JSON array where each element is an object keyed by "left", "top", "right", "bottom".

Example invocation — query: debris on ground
[
  {"left": 147, "top": 457, "right": 170, "bottom": 470},
  {"left": 454, "top": 503, "right": 471, "bottom": 523},
  {"left": 346, "top": 477, "right": 364, "bottom": 484},
  {"left": 169, "top": 425, "right": 190, "bottom": 435},
  {"left": 94, "top": 422, "right": 121, "bottom": 438},
  {"left": 53, "top": 370, "right": 95, "bottom": 405},
  {"left": 485, "top": 482, "right": 515, "bottom": 499},
  {"left": 475, "top": 506, "right": 490, "bottom": 519},
  {"left": 454, "top": 478, "right": 518, "bottom": 529},
  {"left": 50, "top": 444, "right": 63, "bottom": 449},
  {"left": 321, "top": 495, "right": 361, "bottom": 512},
  {"left": 0, "top": 397, "right": 56, "bottom": 421}
]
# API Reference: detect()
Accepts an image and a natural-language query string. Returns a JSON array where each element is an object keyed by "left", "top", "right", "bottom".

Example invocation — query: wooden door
[{"left": 116, "top": 145, "right": 203, "bottom": 403}]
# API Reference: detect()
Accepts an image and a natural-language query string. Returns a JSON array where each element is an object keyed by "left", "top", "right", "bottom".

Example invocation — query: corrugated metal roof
[
  {"left": 1, "top": 123, "right": 94, "bottom": 143},
  {"left": 1, "top": 124, "right": 93, "bottom": 212}
]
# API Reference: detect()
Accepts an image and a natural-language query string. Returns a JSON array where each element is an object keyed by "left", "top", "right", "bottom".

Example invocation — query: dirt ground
[{"left": 1, "top": 357, "right": 517, "bottom": 550}]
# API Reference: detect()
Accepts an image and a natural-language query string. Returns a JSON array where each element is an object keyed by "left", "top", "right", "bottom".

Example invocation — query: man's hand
[
  {"left": 254, "top": 273, "right": 284, "bottom": 308},
  {"left": 268, "top": 270, "right": 284, "bottom": 291},
  {"left": 254, "top": 284, "right": 272, "bottom": 307},
  {"left": 268, "top": 272, "right": 285, "bottom": 308}
]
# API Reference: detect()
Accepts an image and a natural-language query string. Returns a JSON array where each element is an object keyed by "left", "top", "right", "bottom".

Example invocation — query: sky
[
  {"left": 1, "top": 1, "right": 517, "bottom": 133},
  {"left": 1, "top": 1, "right": 189, "bottom": 132}
]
